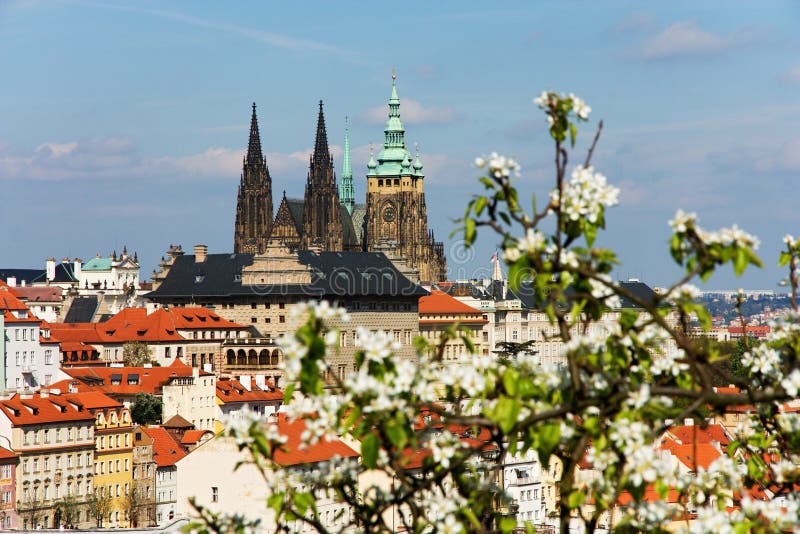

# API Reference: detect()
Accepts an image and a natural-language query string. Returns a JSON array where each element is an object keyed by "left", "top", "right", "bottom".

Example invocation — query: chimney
[
  {"left": 69, "top": 381, "right": 79, "bottom": 394},
  {"left": 46, "top": 258, "right": 56, "bottom": 281},
  {"left": 684, "top": 418, "right": 694, "bottom": 426},
  {"left": 194, "top": 245, "right": 208, "bottom": 263},
  {"left": 239, "top": 375, "right": 252, "bottom": 391},
  {"left": 6, "top": 276, "right": 15, "bottom": 287},
  {"left": 40, "top": 389, "right": 49, "bottom": 398},
  {"left": 74, "top": 258, "right": 82, "bottom": 280},
  {"left": 254, "top": 374, "right": 266, "bottom": 390}
]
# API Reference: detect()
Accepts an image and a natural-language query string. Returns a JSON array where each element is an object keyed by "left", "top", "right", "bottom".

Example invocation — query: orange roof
[
  {"left": 142, "top": 426, "right": 186, "bottom": 467},
  {"left": 617, "top": 485, "right": 683, "bottom": 505},
  {"left": 664, "top": 424, "right": 730, "bottom": 446},
  {"left": 0, "top": 447, "right": 17, "bottom": 460},
  {"left": 0, "top": 392, "right": 97, "bottom": 425},
  {"left": 60, "top": 341, "right": 98, "bottom": 353},
  {"left": 418, "top": 290, "right": 486, "bottom": 318},
  {"left": 48, "top": 306, "right": 246, "bottom": 345},
  {"left": 660, "top": 439, "right": 722, "bottom": 471},
  {"left": 272, "top": 414, "right": 359, "bottom": 466},
  {"left": 180, "top": 429, "right": 212, "bottom": 445},
  {"left": 59, "top": 360, "right": 204, "bottom": 396},
  {"left": 0, "top": 286, "right": 28, "bottom": 311},
  {"left": 216, "top": 378, "right": 283, "bottom": 404}
]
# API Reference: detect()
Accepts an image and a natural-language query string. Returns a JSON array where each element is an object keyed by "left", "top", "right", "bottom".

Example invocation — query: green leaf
[
  {"left": 268, "top": 492, "right": 284, "bottom": 514},
  {"left": 474, "top": 195, "right": 487, "bottom": 216},
  {"left": 361, "top": 432, "right": 379, "bottom": 469},
  {"left": 503, "top": 368, "right": 520, "bottom": 396},
  {"left": 569, "top": 122, "right": 577, "bottom": 147},
  {"left": 385, "top": 418, "right": 408, "bottom": 450},
  {"left": 464, "top": 218, "right": 476, "bottom": 246},
  {"left": 493, "top": 396, "right": 521, "bottom": 434},
  {"left": 733, "top": 247, "right": 749, "bottom": 276},
  {"left": 499, "top": 517, "right": 518, "bottom": 533},
  {"left": 568, "top": 490, "right": 585, "bottom": 508},
  {"left": 779, "top": 251, "right": 792, "bottom": 267},
  {"left": 584, "top": 221, "right": 598, "bottom": 247},
  {"left": 283, "top": 383, "right": 295, "bottom": 404}
]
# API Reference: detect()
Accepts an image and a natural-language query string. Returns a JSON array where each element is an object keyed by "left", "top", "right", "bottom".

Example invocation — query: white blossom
[{"left": 550, "top": 165, "right": 619, "bottom": 224}]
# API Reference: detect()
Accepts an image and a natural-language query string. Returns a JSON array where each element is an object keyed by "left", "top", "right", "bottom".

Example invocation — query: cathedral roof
[{"left": 147, "top": 250, "right": 427, "bottom": 300}]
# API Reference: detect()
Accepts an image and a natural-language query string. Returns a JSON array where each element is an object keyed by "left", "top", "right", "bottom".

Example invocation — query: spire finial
[{"left": 392, "top": 66, "right": 396, "bottom": 81}]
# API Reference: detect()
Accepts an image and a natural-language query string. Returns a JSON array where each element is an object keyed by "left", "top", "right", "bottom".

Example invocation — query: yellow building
[{"left": 86, "top": 393, "right": 134, "bottom": 528}]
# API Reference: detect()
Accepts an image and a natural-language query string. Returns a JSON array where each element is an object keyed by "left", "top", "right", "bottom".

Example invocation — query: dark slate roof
[
  {"left": 443, "top": 281, "right": 492, "bottom": 300},
  {"left": 64, "top": 296, "right": 99, "bottom": 323},
  {"left": 0, "top": 269, "right": 46, "bottom": 284},
  {"left": 148, "top": 250, "right": 427, "bottom": 300},
  {"left": 340, "top": 205, "right": 358, "bottom": 248},
  {"left": 286, "top": 198, "right": 304, "bottom": 235},
  {"left": 512, "top": 280, "right": 657, "bottom": 311},
  {"left": 41, "top": 263, "right": 79, "bottom": 284}
]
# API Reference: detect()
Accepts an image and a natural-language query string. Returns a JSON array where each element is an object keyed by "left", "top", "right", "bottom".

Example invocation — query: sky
[{"left": 1, "top": 1, "right": 799, "bottom": 290}]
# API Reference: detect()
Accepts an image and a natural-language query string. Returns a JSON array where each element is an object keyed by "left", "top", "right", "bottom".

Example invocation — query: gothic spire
[
  {"left": 340, "top": 116, "right": 355, "bottom": 214},
  {"left": 246, "top": 102, "right": 264, "bottom": 166},
  {"left": 313, "top": 100, "right": 330, "bottom": 165}
]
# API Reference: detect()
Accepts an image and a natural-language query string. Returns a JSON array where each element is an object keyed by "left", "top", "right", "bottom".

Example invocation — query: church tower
[
  {"left": 234, "top": 103, "right": 274, "bottom": 254},
  {"left": 301, "top": 101, "right": 343, "bottom": 251},
  {"left": 340, "top": 116, "right": 356, "bottom": 215},
  {"left": 365, "top": 73, "right": 446, "bottom": 282}
]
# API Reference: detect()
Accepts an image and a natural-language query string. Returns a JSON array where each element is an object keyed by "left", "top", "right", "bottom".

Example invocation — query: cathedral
[{"left": 233, "top": 75, "right": 446, "bottom": 282}]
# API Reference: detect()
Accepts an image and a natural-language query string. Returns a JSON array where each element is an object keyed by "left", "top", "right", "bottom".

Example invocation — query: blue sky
[{"left": 1, "top": 1, "right": 799, "bottom": 289}]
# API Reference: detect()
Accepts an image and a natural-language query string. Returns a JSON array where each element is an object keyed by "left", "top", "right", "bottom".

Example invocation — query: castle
[{"left": 232, "top": 74, "right": 446, "bottom": 283}]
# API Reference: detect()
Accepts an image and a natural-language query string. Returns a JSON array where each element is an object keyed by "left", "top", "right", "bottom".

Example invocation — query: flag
[{"left": 490, "top": 251, "right": 498, "bottom": 263}]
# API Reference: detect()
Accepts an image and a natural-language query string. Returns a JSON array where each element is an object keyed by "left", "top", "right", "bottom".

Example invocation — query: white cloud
[
  {"left": 640, "top": 20, "right": 754, "bottom": 60},
  {"left": 362, "top": 98, "right": 456, "bottom": 125},
  {"left": 778, "top": 64, "right": 800, "bottom": 85}
]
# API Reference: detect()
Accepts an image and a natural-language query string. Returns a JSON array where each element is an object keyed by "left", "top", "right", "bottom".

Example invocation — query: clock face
[{"left": 383, "top": 205, "right": 396, "bottom": 222}]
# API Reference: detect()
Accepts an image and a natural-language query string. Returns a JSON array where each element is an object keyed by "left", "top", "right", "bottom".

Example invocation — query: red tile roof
[
  {"left": 660, "top": 440, "right": 722, "bottom": 471},
  {"left": 57, "top": 359, "right": 205, "bottom": 396},
  {"left": 142, "top": 426, "right": 186, "bottom": 467},
  {"left": 48, "top": 306, "right": 247, "bottom": 345},
  {"left": 272, "top": 414, "right": 359, "bottom": 466},
  {"left": 0, "top": 447, "right": 17, "bottom": 460},
  {"left": 216, "top": 378, "right": 283, "bottom": 404},
  {"left": 664, "top": 424, "right": 730, "bottom": 446},
  {"left": 0, "top": 286, "right": 28, "bottom": 311},
  {"left": 0, "top": 392, "right": 98, "bottom": 425},
  {"left": 180, "top": 429, "right": 212, "bottom": 445},
  {"left": 418, "top": 290, "right": 486, "bottom": 319}
]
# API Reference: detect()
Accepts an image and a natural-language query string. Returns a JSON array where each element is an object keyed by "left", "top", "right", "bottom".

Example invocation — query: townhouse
[
  {"left": 1, "top": 282, "right": 64, "bottom": 390},
  {"left": 0, "top": 390, "right": 96, "bottom": 529}
]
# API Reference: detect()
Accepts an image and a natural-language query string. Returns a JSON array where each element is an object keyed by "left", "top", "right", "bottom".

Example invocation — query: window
[
  {"left": 279, "top": 315, "right": 286, "bottom": 323},
  {"left": 45, "top": 350, "right": 53, "bottom": 364},
  {"left": 251, "top": 317, "right": 257, "bottom": 323},
  {"left": 211, "top": 486, "right": 219, "bottom": 503},
  {"left": 22, "top": 329, "right": 27, "bottom": 341},
  {"left": 15, "top": 352, "right": 19, "bottom": 365}
]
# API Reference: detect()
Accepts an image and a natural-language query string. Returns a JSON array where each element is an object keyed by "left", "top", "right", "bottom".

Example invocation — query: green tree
[
  {"left": 192, "top": 91, "right": 800, "bottom": 534},
  {"left": 123, "top": 341, "right": 152, "bottom": 366},
  {"left": 130, "top": 393, "right": 162, "bottom": 425}
]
